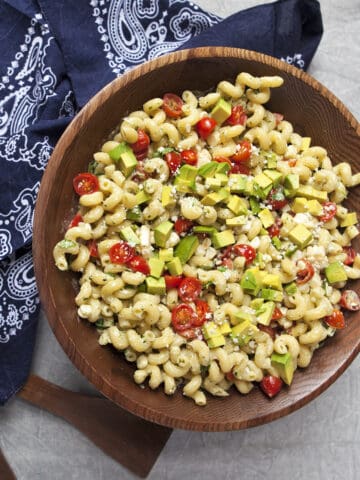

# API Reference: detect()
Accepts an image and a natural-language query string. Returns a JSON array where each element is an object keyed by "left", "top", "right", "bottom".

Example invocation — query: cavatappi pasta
[{"left": 54, "top": 72, "right": 360, "bottom": 404}]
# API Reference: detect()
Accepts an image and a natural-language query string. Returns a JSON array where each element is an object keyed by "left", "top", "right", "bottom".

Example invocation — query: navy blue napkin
[{"left": 0, "top": 0, "right": 323, "bottom": 404}]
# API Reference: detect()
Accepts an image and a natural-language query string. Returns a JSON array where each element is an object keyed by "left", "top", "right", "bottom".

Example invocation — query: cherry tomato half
[
  {"left": 127, "top": 255, "right": 150, "bottom": 275},
  {"left": 165, "top": 151, "right": 181, "bottom": 175},
  {"left": 232, "top": 244, "right": 256, "bottom": 265},
  {"left": 319, "top": 202, "right": 337, "bottom": 223},
  {"left": 226, "top": 105, "right": 247, "bottom": 126},
  {"left": 162, "top": 93, "right": 183, "bottom": 119},
  {"left": 73, "top": 173, "right": 99, "bottom": 196},
  {"left": 174, "top": 218, "right": 193, "bottom": 235},
  {"left": 296, "top": 259, "right": 315, "bottom": 284},
  {"left": 130, "top": 129, "right": 150, "bottom": 154},
  {"left": 181, "top": 149, "right": 198, "bottom": 166},
  {"left": 268, "top": 218, "right": 282, "bottom": 238},
  {"left": 343, "top": 246, "right": 356, "bottom": 265},
  {"left": 260, "top": 375, "right": 283, "bottom": 398},
  {"left": 271, "top": 307, "right": 283, "bottom": 321},
  {"left": 324, "top": 310, "right": 345, "bottom": 329},
  {"left": 196, "top": 117, "right": 217, "bottom": 139},
  {"left": 340, "top": 290, "right": 360, "bottom": 311},
  {"left": 267, "top": 187, "right": 288, "bottom": 211},
  {"left": 171, "top": 304, "right": 197, "bottom": 332},
  {"left": 109, "top": 242, "right": 136, "bottom": 265},
  {"left": 87, "top": 239, "right": 99, "bottom": 258},
  {"left": 231, "top": 140, "right": 252, "bottom": 163},
  {"left": 258, "top": 324, "right": 277, "bottom": 340},
  {"left": 178, "top": 277, "right": 202, "bottom": 302},
  {"left": 164, "top": 275, "right": 183, "bottom": 289},
  {"left": 69, "top": 213, "right": 83, "bottom": 228},
  {"left": 194, "top": 299, "right": 211, "bottom": 326},
  {"left": 230, "top": 163, "right": 250, "bottom": 175},
  {"left": 214, "top": 156, "right": 232, "bottom": 167}
]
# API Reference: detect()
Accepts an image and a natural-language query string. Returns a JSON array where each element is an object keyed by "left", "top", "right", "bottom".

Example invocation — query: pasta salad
[{"left": 53, "top": 72, "right": 360, "bottom": 405}]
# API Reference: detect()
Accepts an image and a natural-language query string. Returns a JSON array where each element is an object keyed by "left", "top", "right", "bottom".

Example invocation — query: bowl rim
[{"left": 33, "top": 46, "right": 360, "bottom": 431}]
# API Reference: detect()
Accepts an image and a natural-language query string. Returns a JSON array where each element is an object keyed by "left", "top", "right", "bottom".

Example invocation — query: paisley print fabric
[{"left": 0, "top": 0, "right": 323, "bottom": 403}]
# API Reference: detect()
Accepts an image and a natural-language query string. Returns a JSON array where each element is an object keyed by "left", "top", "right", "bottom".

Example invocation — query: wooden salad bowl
[{"left": 33, "top": 47, "right": 360, "bottom": 431}]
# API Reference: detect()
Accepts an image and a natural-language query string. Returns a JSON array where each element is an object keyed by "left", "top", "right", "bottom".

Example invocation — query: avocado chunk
[
  {"left": 288, "top": 224, "right": 313, "bottom": 248},
  {"left": 109, "top": 142, "right": 138, "bottom": 177},
  {"left": 207, "top": 335, "right": 226, "bottom": 348},
  {"left": 166, "top": 256, "right": 183, "bottom": 276},
  {"left": 159, "top": 248, "right": 173, "bottom": 262},
  {"left": 218, "top": 321, "right": 232, "bottom": 335},
  {"left": 134, "top": 190, "right": 151, "bottom": 206},
  {"left": 261, "top": 150, "right": 277, "bottom": 169},
  {"left": 228, "top": 174, "right": 248, "bottom": 193},
  {"left": 254, "top": 172, "right": 273, "bottom": 190},
  {"left": 340, "top": 212, "right": 357, "bottom": 227},
  {"left": 193, "top": 226, "right": 217, "bottom": 235},
  {"left": 203, "top": 322, "right": 221, "bottom": 339},
  {"left": 296, "top": 185, "right": 328, "bottom": 202},
  {"left": 240, "top": 267, "right": 264, "bottom": 296},
  {"left": 256, "top": 301, "right": 275, "bottom": 326},
  {"left": 174, "top": 235, "right": 199, "bottom": 264},
  {"left": 215, "top": 173, "right": 229, "bottom": 186},
  {"left": 262, "top": 273, "right": 282, "bottom": 291},
  {"left": 271, "top": 352, "right": 295, "bottom": 385},
  {"left": 149, "top": 258, "right": 165, "bottom": 278},
  {"left": 211, "top": 230, "right": 235, "bottom": 249},
  {"left": 260, "top": 288, "right": 283, "bottom": 302},
  {"left": 145, "top": 276, "right": 166, "bottom": 295},
  {"left": 154, "top": 221, "right": 174, "bottom": 248},
  {"left": 216, "top": 161, "right": 231, "bottom": 175},
  {"left": 198, "top": 161, "right": 218, "bottom": 178},
  {"left": 211, "top": 98, "right": 232, "bottom": 124},
  {"left": 258, "top": 208, "right": 275, "bottom": 229},
  {"left": 174, "top": 164, "right": 198, "bottom": 192},
  {"left": 284, "top": 174, "right": 300, "bottom": 197},
  {"left": 233, "top": 310, "right": 254, "bottom": 325},
  {"left": 205, "top": 177, "right": 222, "bottom": 191},
  {"left": 225, "top": 215, "right": 248, "bottom": 227},
  {"left": 227, "top": 195, "right": 248, "bottom": 215},
  {"left": 307, "top": 199, "right": 322, "bottom": 216},
  {"left": 264, "top": 169, "right": 282, "bottom": 186},
  {"left": 325, "top": 261, "right": 348, "bottom": 284},
  {"left": 291, "top": 197, "right": 307, "bottom": 213},
  {"left": 230, "top": 319, "right": 259, "bottom": 346},
  {"left": 120, "top": 226, "right": 140, "bottom": 245},
  {"left": 201, "top": 188, "right": 229, "bottom": 206},
  {"left": 284, "top": 282, "right": 297, "bottom": 295},
  {"left": 249, "top": 197, "right": 261, "bottom": 214},
  {"left": 161, "top": 185, "right": 176, "bottom": 208},
  {"left": 244, "top": 179, "right": 255, "bottom": 197},
  {"left": 250, "top": 298, "right": 264, "bottom": 310},
  {"left": 271, "top": 236, "right": 282, "bottom": 250},
  {"left": 126, "top": 206, "right": 142, "bottom": 221}
]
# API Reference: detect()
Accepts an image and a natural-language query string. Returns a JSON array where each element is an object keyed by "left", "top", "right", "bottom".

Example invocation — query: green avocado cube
[
  {"left": 228, "top": 174, "right": 247, "bottom": 193},
  {"left": 284, "top": 174, "right": 300, "bottom": 197},
  {"left": 174, "top": 235, "right": 199, "bottom": 264},
  {"left": 154, "top": 221, "right": 174, "bottom": 248},
  {"left": 271, "top": 352, "right": 295, "bottom": 385},
  {"left": 258, "top": 208, "right": 275, "bottom": 229},
  {"left": 292, "top": 197, "right": 308, "bottom": 213},
  {"left": 263, "top": 273, "right": 282, "bottom": 291},
  {"left": 285, "top": 282, "right": 297, "bottom": 295},
  {"left": 203, "top": 322, "right": 221, "bottom": 339},
  {"left": 230, "top": 320, "right": 259, "bottom": 346},
  {"left": 264, "top": 169, "right": 282, "bottom": 186},
  {"left": 161, "top": 185, "right": 176, "bottom": 208},
  {"left": 193, "top": 226, "right": 217, "bottom": 235},
  {"left": 198, "top": 162, "right": 219, "bottom": 178},
  {"left": 233, "top": 310, "right": 254, "bottom": 325},
  {"left": 244, "top": 179, "right": 255, "bottom": 196},
  {"left": 126, "top": 206, "right": 142, "bottom": 221},
  {"left": 215, "top": 161, "right": 231, "bottom": 174},
  {"left": 285, "top": 245, "right": 298, "bottom": 258},
  {"left": 159, "top": 248, "right": 173, "bottom": 262},
  {"left": 249, "top": 197, "right": 261, "bottom": 214},
  {"left": 307, "top": 199, "right": 323, "bottom": 216},
  {"left": 256, "top": 301, "right": 276, "bottom": 326},
  {"left": 166, "top": 256, "right": 183, "bottom": 276},
  {"left": 109, "top": 142, "right": 138, "bottom": 177},
  {"left": 240, "top": 268, "right": 263, "bottom": 295},
  {"left": 145, "top": 276, "right": 166, "bottom": 295},
  {"left": 340, "top": 212, "right": 358, "bottom": 227},
  {"left": 174, "top": 164, "right": 198, "bottom": 192},
  {"left": 149, "top": 258, "right": 165, "bottom": 278},
  {"left": 296, "top": 185, "right": 328, "bottom": 202},
  {"left": 120, "top": 226, "right": 140, "bottom": 245},
  {"left": 254, "top": 172, "right": 273, "bottom": 190},
  {"left": 271, "top": 236, "right": 282, "bottom": 250},
  {"left": 211, "top": 98, "right": 232, "bottom": 124},
  {"left": 225, "top": 215, "right": 247, "bottom": 227},
  {"left": 218, "top": 321, "right": 232, "bottom": 335},
  {"left": 207, "top": 335, "right": 226, "bottom": 348},
  {"left": 250, "top": 298, "right": 264, "bottom": 310},
  {"left": 211, "top": 230, "right": 235, "bottom": 249},
  {"left": 215, "top": 173, "right": 229, "bottom": 186},
  {"left": 134, "top": 190, "right": 151, "bottom": 206},
  {"left": 262, "top": 151, "right": 277, "bottom": 169},
  {"left": 227, "top": 195, "right": 248, "bottom": 215},
  {"left": 205, "top": 177, "right": 222, "bottom": 190},
  {"left": 288, "top": 224, "right": 313, "bottom": 248},
  {"left": 201, "top": 188, "right": 229, "bottom": 206},
  {"left": 325, "top": 261, "right": 348, "bottom": 284},
  {"left": 260, "top": 288, "right": 284, "bottom": 302}
]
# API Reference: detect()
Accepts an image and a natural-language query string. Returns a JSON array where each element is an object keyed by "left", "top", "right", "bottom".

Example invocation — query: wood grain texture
[
  {"left": 0, "top": 447, "right": 16, "bottom": 480},
  {"left": 17, "top": 375, "right": 171, "bottom": 478},
  {"left": 33, "top": 47, "right": 360, "bottom": 431}
]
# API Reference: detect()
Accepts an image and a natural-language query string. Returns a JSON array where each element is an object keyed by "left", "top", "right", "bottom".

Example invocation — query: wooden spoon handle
[
  {"left": 0, "top": 447, "right": 16, "bottom": 480},
  {"left": 17, "top": 375, "right": 172, "bottom": 478}
]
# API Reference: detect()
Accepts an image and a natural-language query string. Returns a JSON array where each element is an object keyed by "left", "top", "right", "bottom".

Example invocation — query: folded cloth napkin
[{"left": 0, "top": 0, "right": 323, "bottom": 404}]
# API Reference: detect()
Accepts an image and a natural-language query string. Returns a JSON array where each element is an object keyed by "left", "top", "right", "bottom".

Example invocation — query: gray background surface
[{"left": 1, "top": 0, "right": 360, "bottom": 478}]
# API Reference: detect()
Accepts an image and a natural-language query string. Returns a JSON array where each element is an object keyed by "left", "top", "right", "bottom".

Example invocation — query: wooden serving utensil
[
  {"left": 17, "top": 375, "right": 172, "bottom": 478},
  {"left": 0, "top": 446, "right": 16, "bottom": 480}
]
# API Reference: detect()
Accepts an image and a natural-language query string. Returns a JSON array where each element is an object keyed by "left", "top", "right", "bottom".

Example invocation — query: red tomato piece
[
  {"left": 130, "top": 129, "right": 150, "bottom": 154},
  {"left": 134, "top": 150, "right": 148, "bottom": 161},
  {"left": 287, "top": 158, "right": 297, "bottom": 167},
  {"left": 340, "top": 290, "right": 360, "bottom": 311},
  {"left": 260, "top": 375, "right": 283, "bottom": 398},
  {"left": 69, "top": 213, "right": 83, "bottom": 228},
  {"left": 267, "top": 187, "right": 288, "bottom": 210},
  {"left": 178, "top": 277, "right": 202, "bottom": 302},
  {"left": 109, "top": 241, "right": 136, "bottom": 265},
  {"left": 174, "top": 218, "right": 193, "bottom": 235},
  {"left": 126, "top": 255, "right": 150, "bottom": 275},
  {"left": 324, "top": 310, "right": 345, "bottom": 329},
  {"left": 268, "top": 218, "right": 282, "bottom": 238},
  {"left": 271, "top": 307, "right": 283, "bottom": 321},
  {"left": 296, "top": 259, "right": 315, "bottom": 284},
  {"left": 343, "top": 246, "right": 356, "bottom": 265},
  {"left": 73, "top": 173, "right": 99, "bottom": 196},
  {"left": 231, "top": 140, "right": 252, "bottom": 163},
  {"left": 213, "top": 156, "right": 232, "bottom": 167},
  {"left": 258, "top": 324, "right": 276, "bottom": 340},
  {"left": 193, "top": 299, "right": 211, "bottom": 326},
  {"left": 165, "top": 151, "right": 182, "bottom": 175},
  {"left": 319, "top": 202, "right": 337, "bottom": 223},
  {"left": 230, "top": 163, "right": 250, "bottom": 175},
  {"left": 226, "top": 105, "right": 248, "bottom": 126},
  {"left": 164, "top": 275, "right": 183, "bottom": 289},
  {"left": 181, "top": 149, "right": 198, "bottom": 166},
  {"left": 221, "top": 258, "right": 234, "bottom": 269},
  {"left": 196, "top": 117, "right": 217, "bottom": 139},
  {"left": 171, "top": 304, "right": 197, "bottom": 332},
  {"left": 87, "top": 239, "right": 98, "bottom": 258},
  {"left": 162, "top": 93, "right": 183, "bottom": 118},
  {"left": 232, "top": 244, "right": 256, "bottom": 265},
  {"left": 225, "top": 370, "right": 236, "bottom": 382}
]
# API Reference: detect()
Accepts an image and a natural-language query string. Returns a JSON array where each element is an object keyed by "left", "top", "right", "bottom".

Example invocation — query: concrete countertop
[{"left": 1, "top": 1, "right": 360, "bottom": 478}]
